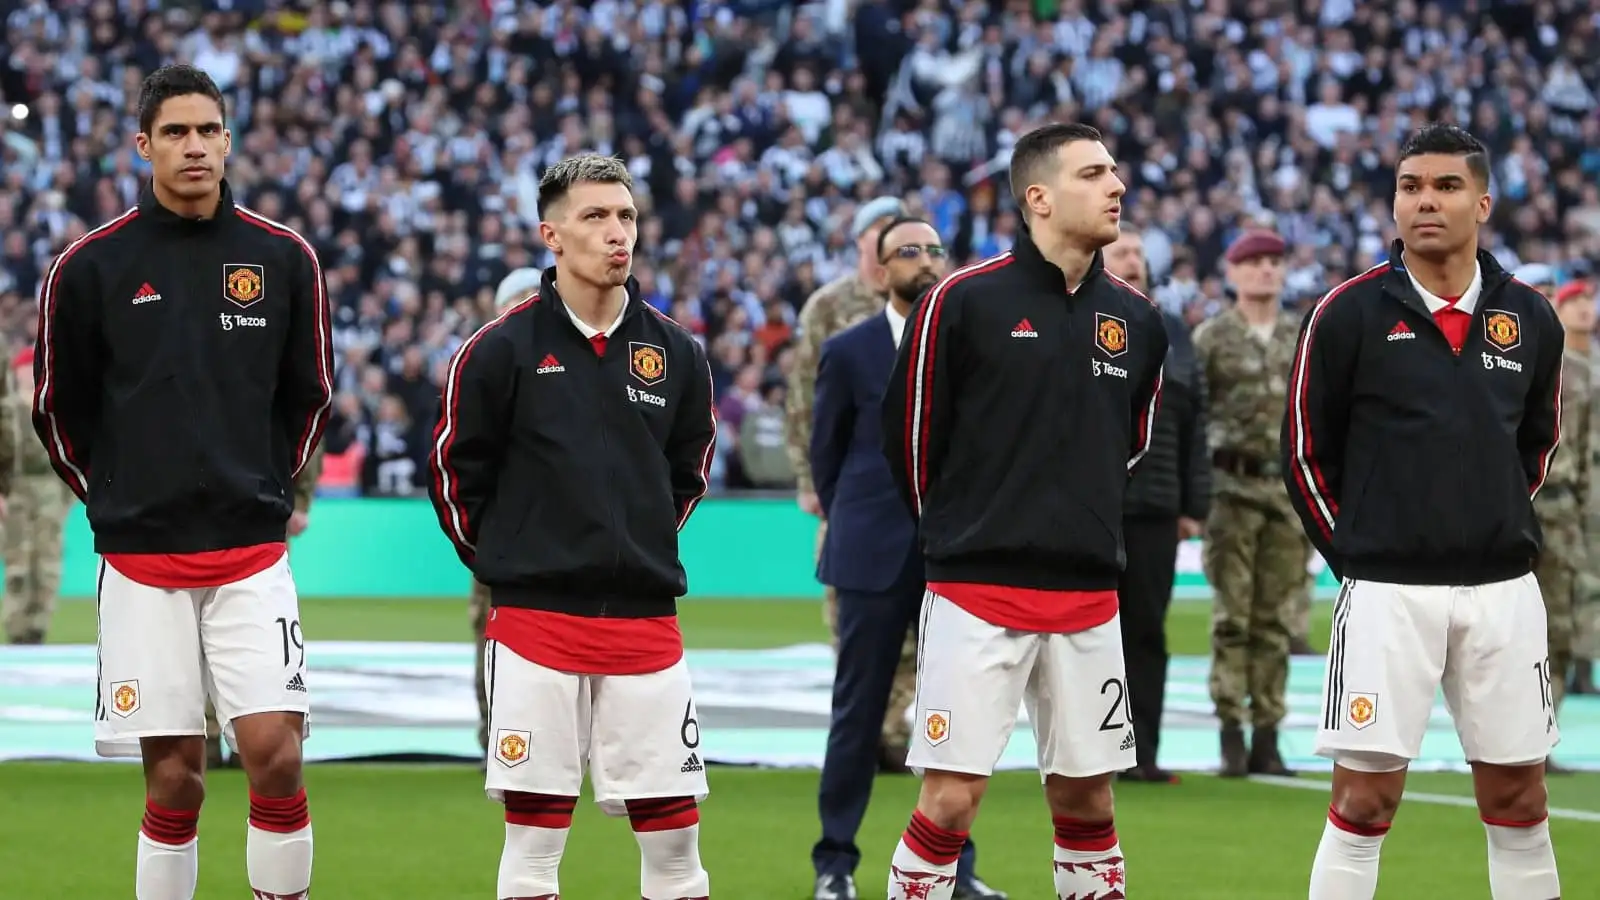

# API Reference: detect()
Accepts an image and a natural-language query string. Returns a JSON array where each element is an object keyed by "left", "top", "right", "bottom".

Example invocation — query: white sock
[
  {"left": 888, "top": 839, "right": 959, "bottom": 900},
  {"left": 1485, "top": 819, "right": 1560, "bottom": 900},
  {"left": 497, "top": 822, "right": 569, "bottom": 898},
  {"left": 1309, "top": 809, "right": 1387, "bottom": 900},
  {"left": 635, "top": 824, "right": 711, "bottom": 899},
  {"left": 136, "top": 832, "right": 198, "bottom": 900},
  {"left": 1053, "top": 840, "right": 1127, "bottom": 897},
  {"left": 246, "top": 790, "right": 313, "bottom": 899}
]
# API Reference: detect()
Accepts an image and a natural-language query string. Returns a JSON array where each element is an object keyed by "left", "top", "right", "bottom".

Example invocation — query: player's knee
[
  {"left": 1329, "top": 763, "right": 1406, "bottom": 828},
  {"left": 234, "top": 720, "right": 305, "bottom": 796},
  {"left": 916, "top": 770, "right": 986, "bottom": 831},
  {"left": 143, "top": 740, "right": 206, "bottom": 810},
  {"left": 1471, "top": 761, "right": 1549, "bottom": 821},
  {"left": 1043, "top": 773, "right": 1114, "bottom": 822}
]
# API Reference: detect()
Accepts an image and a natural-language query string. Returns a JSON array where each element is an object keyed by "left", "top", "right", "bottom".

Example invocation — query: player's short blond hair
[{"left": 537, "top": 154, "right": 633, "bottom": 220}]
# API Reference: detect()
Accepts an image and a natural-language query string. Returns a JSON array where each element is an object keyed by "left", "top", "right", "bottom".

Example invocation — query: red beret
[
  {"left": 1554, "top": 281, "right": 1593, "bottom": 307},
  {"left": 1225, "top": 230, "right": 1288, "bottom": 263},
  {"left": 13, "top": 347, "right": 32, "bottom": 370}
]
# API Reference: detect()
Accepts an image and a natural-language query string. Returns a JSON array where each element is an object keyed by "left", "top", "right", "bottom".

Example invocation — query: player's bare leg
[
  {"left": 1471, "top": 761, "right": 1560, "bottom": 900},
  {"left": 232, "top": 711, "right": 313, "bottom": 900},
  {"left": 498, "top": 791, "right": 575, "bottom": 898},
  {"left": 137, "top": 736, "right": 206, "bottom": 900},
  {"left": 1309, "top": 758, "right": 1406, "bottom": 900},
  {"left": 626, "top": 796, "right": 711, "bottom": 899},
  {"left": 1044, "top": 773, "right": 1126, "bottom": 897},
  {"left": 888, "top": 770, "right": 988, "bottom": 899}
]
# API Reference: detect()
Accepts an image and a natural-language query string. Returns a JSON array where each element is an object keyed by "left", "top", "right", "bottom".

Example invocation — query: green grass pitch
[{"left": 3, "top": 597, "right": 1597, "bottom": 897}]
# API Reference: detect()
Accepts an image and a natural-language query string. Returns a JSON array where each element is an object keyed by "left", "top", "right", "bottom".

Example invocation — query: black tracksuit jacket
[
  {"left": 427, "top": 269, "right": 716, "bottom": 618},
  {"left": 1280, "top": 243, "right": 1564, "bottom": 585},
  {"left": 882, "top": 229, "right": 1168, "bottom": 591},
  {"left": 32, "top": 181, "right": 333, "bottom": 553}
]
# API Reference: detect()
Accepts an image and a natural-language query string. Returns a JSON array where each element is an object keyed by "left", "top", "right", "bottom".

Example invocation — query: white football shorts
[
  {"left": 1314, "top": 574, "right": 1558, "bottom": 770},
  {"left": 94, "top": 554, "right": 311, "bottom": 758},
  {"left": 907, "top": 590, "right": 1137, "bottom": 779},
  {"left": 483, "top": 640, "right": 711, "bottom": 815}
]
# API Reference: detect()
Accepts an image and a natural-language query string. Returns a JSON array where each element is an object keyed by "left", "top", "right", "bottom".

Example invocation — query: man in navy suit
[{"left": 809, "top": 218, "right": 1006, "bottom": 900}]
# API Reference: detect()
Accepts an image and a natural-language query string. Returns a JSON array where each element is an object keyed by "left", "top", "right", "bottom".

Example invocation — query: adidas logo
[
  {"left": 131, "top": 282, "right": 163, "bottom": 305},
  {"left": 284, "top": 673, "right": 307, "bottom": 693},
  {"left": 1387, "top": 321, "right": 1415, "bottom": 341},
  {"left": 1119, "top": 731, "right": 1136, "bottom": 752},
  {"left": 680, "top": 752, "right": 703, "bottom": 773},
  {"left": 1011, "top": 318, "right": 1039, "bottom": 338},
  {"left": 536, "top": 353, "right": 565, "bottom": 374}
]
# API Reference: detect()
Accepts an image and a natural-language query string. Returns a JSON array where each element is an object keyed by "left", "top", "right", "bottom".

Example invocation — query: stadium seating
[{"left": 2, "top": 0, "right": 1596, "bottom": 496}]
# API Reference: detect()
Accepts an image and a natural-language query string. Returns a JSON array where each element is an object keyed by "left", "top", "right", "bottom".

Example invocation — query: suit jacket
[
  {"left": 1124, "top": 308, "right": 1211, "bottom": 520},
  {"left": 810, "top": 312, "right": 921, "bottom": 593}
]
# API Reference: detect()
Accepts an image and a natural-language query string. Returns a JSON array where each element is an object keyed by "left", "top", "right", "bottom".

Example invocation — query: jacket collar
[
  {"left": 1011, "top": 224, "right": 1106, "bottom": 295},
  {"left": 539, "top": 265, "right": 646, "bottom": 331},
  {"left": 138, "top": 178, "right": 236, "bottom": 228},
  {"left": 1382, "top": 238, "right": 1512, "bottom": 314}
]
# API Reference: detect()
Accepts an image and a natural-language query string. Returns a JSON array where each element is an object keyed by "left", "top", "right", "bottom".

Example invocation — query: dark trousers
[
  {"left": 813, "top": 576, "right": 977, "bottom": 880},
  {"left": 1118, "top": 515, "right": 1180, "bottom": 769}
]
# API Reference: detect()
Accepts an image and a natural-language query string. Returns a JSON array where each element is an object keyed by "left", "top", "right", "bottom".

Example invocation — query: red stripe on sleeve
[
  {"left": 33, "top": 208, "right": 141, "bottom": 499},
  {"left": 903, "top": 254, "right": 1014, "bottom": 516},
  {"left": 429, "top": 295, "right": 540, "bottom": 555}
]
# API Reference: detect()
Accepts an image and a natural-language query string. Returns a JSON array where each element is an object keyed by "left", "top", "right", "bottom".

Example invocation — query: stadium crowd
[{"left": 1, "top": 0, "right": 1597, "bottom": 496}]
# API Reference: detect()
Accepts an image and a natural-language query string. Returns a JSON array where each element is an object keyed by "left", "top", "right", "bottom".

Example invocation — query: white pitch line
[{"left": 1249, "top": 774, "right": 1600, "bottom": 823}]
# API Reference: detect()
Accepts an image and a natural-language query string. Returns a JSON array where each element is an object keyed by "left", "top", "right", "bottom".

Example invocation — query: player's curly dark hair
[
  {"left": 1399, "top": 123, "right": 1491, "bottom": 188},
  {"left": 137, "top": 65, "right": 226, "bottom": 135}
]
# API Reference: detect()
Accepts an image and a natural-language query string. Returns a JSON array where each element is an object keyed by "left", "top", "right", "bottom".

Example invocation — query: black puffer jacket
[{"left": 1124, "top": 309, "right": 1210, "bottom": 521}]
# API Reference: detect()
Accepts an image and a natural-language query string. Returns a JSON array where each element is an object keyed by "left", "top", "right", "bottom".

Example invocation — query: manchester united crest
[
  {"left": 224, "top": 263, "right": 266, "bottom": 308},
  {"left": 1346, "top": 692, "right": 1377, "bottom": 731},
  {"left": 629, "top": 341, "right": 667, "bottom": 386},
  {"left": 495, "top": 729, "right": 532, "bottom": 767},
  {"left": 1483, "top": 309, "right": 1520, "bottom": 352},
  {"left": 1094, "top": 312, "right": 1128, "bottom": 358},
  {"left": 923, "top": 709, "right": 951, "bottom": 747},
  {"left": 109, "top": 679, "right": 140, "bottom": 718}
]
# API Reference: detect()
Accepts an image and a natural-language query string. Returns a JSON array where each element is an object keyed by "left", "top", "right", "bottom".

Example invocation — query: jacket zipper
[{"left": 594, "top": 341, "right": 623, "bottom": 610}]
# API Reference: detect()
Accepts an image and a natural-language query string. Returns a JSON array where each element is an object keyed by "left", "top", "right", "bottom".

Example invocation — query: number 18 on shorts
[{"left": 907, "top": 592, "right": 1137, "bottom": 778}]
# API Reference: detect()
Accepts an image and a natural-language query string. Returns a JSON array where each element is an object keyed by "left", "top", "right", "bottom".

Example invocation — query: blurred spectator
[{"left": 3, "top": 0, "right": 1598, "bottom": 498}]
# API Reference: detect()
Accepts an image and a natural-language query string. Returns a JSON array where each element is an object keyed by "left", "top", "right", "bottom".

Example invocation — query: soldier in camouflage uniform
[
  {"left": 1580, "top": 280, "right": 1600, "bottom": 697},
  {"left": 1192, "top": 230, "right": 1308, "bottom": 778},
  {"left": 784, "top": 197, "right": 920, "bottom": 764},
  {"left": 3, "top": 348, "right": 64, "bottom": 644},
  {"left": 0, "top": 353, "right": 27, "bottom": 642},
  {"left": 1532, "top": 279, "right": 1594, "bottom": 731},
  {"left": 467, "top": 268, "right": 547, "bottom": 755},
  {"left": 205, "top": 439, "right": 325, "bottom": 767}
]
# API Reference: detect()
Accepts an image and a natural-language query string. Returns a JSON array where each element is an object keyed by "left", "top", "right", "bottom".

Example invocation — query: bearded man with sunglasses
[{"left": 809, "top": 217, "right": 1004, "bottom": 900}]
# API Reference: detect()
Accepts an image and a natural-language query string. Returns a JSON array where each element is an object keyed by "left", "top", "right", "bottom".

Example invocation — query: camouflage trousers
[
  {"left": 1535, "top": 512, "right": 1584, "bottom": 712},
  {"left": 1290, "top": 569, "right": 1313, "bottom": 644},
  {"left": 1, "top": 475, "right": 71, "bottom": 642},
  {"left": 1575, "top": 569, "right": 1600, "bottom": 661},
  {"left": 1203, "top": 494, "right": 1308, "bottom": 729},
  {"left": 819, "top": 520, "right": 916, "bottom": 747},
  {"left": 471, "top": 578, "right": 491, "bottom": 752}
]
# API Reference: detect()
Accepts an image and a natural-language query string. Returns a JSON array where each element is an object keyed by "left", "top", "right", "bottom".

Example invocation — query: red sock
[
  {"left": 504, "top": 791, "right": 577, "bottom": 829},
  {"left": 904, "top": 810, "right": 967, "bottom": 866},
  {"left": 625, "top": 796, "right": 701, "bottom": 833},
  {"left": 1053, "top": 815, "right": 1118, "bottom": 853},
  {"left": 141, "top": 799, "right": 200, "bottom": 845},
  {"left": 248, "top": 788, "right": 310, "bottom": 834}
]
